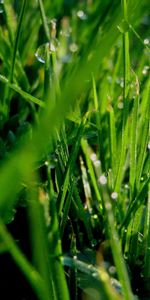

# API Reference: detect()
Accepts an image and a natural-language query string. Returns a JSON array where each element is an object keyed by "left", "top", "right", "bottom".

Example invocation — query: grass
[{"left": 0, "top": 0, "right": 149, "bottom": 299}]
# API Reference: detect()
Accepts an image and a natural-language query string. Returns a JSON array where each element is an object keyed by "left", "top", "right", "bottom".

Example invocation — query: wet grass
[{"left": 0, "top": 1, "right": 149, "bottom": 299}]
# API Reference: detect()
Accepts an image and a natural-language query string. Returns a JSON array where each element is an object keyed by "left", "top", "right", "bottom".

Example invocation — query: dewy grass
[
  {"left": 0, "top": 1, "right": 149, "bottom": 299},
  {"left": 115, "top": 0, "right": 130, "bottom": 193}
]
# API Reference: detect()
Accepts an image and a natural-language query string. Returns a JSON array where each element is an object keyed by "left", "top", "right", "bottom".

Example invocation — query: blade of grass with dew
[
  {"left": 129, "top": 78, "right": 139, "bottom": 200},
  {"left": 80, "top": 155, "right": 92, "bottom": 211},
  {"left": 63, "top": 256, "right": 123, "bottom": 300},
  {"left": 60, "top": 178, "right": 75, "bottom": 238},
  {"left": 0, "top": 220, "right": 52, "bottom": 300},
  {"left": 92, "top": 75, "right": 103, "bottom": 164},
  {"left": 81, "top": 138, "right": 102, "bottom": 207},
  {"left": 99, "top": 181, "right": 134, "bottom": 300},
  {"left": 57, "top": 116, "right": 87, "bottom": 216},
  {"left": 115, "top": 0, "right": 130, "bottom": 193},
  {"left": 120, "top": 176, "right": 150, "bottom": 230},
  {"left": 108, "top": 105, "right": 117, "bottom": 187}
]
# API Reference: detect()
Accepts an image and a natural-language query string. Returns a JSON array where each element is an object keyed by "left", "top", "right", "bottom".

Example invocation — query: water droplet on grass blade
[
  {"left": 77, "top": 10, "right": 87, "bottom": 20},
  {"left": 109, "top": 266, "right": 116, "bottom": 275},
  {"left": 118, "top": 102, "right": 124, "bottom": 109},
  {"left": 69, "top": 43, "right": 78, "bottom": 53},
  {"left": 111, "top": 192, "right": 118, "bottom": 200},
  {"left": 90, "top": 153, "right": 97, "bottom": 162},
  {"left": 94, "top": 160, "right": 101, "bottom": 167},
  {"left": 35, "top": 40, "right": 59, "bottom": 64},
  {"left": 144, "top": 38, "right": 149, "bottom": 45},
  {"left": 142, "top": 65, "right": 149, "bottom": 75},
  {"left": 99, "top": 175, "right": 107, "bottom": 185}
]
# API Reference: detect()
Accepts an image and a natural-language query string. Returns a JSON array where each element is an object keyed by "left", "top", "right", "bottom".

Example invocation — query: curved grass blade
[{"left": 0, "top": 75, "right": 45, "bottom": 107}]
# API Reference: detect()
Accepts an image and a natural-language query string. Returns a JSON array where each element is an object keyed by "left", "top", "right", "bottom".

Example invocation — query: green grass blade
[
  {"left": 143, "top": 184, "right": 150, "bottom": 277},
  {"left": 100, "top": 181, "right": 134, "bottom": 300},
  {"left": 136, "top": 81, "right": 150, "bottom": 190},
  {"left": 115, "top": 0, "right": 130, "bottom": 193},
  {"left": 0, "top": 75, "right": 45, "bottom": 107},
  {"left": 10, "top": 0, "right": 27, "bottom": 83},
  {"left": 48, "top": 199, "right": 70, "bottom": 300},
  {"left": 38, "top": 0, "right": 50, "bottom": 41},
  {"left": 108, "top": 106, "right": 117, "bottom": 186},
  {"left": 129, "top": 92, "right": 139, "bottom": 200},
  {"left": 81, "top": 138, "right": 101, "bottom": 205},
  {"left": 57, "top": 117, "right": 86, "bottom": 215},
  {"left": 27, "top": 179, "right": 55, "bottom": 299}
]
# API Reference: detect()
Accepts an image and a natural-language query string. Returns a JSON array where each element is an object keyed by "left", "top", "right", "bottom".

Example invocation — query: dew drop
[
  {"left": 35, "top": 40, "right": 58, "bottom": 64},
  {"left": 69, "top": 43, "right": 78, "bottom": 53},
  {"left": 93, "top": 214, "right": 98, "bottom": 220},
  {"left": 94, "top": 160, "right": 101, "bottom": 167},
  {"left": 99, "top": 175, "right": 107, "bottom": 185},
  {"left": 91, "top": 239, "right": 97, "bottom": 247},
  {"left": 90, "top": 153, "right": 97, "bottom": 162},
  {"left": 118, "top": 102, "right": 124, "bottom": 109},
  {"left": 77, "top": 10, "right": 87, "bottom": 20},
  {"left": 106, "top": 203, "right": 111, "bottom": 210},
  {"left": 148, "top": 142, "right": 150, "bottom": 150},
  {"left": 87, "top": 264, "right": 93, "bottom": 269},
  {"left": 109, "top": 266, "right": 116, "bottom": 275},
  {"left": 144, "top": 38, "right": 149, "bottom": 45},
  {"left": 111, "top": 192, "right": 118, "bottom": 200},
  {"left": 142, "top": 65, "right": 149, "bottom": 75},
  {"left": 125, "top": 184, "right": 129, "bottom": 189}
]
